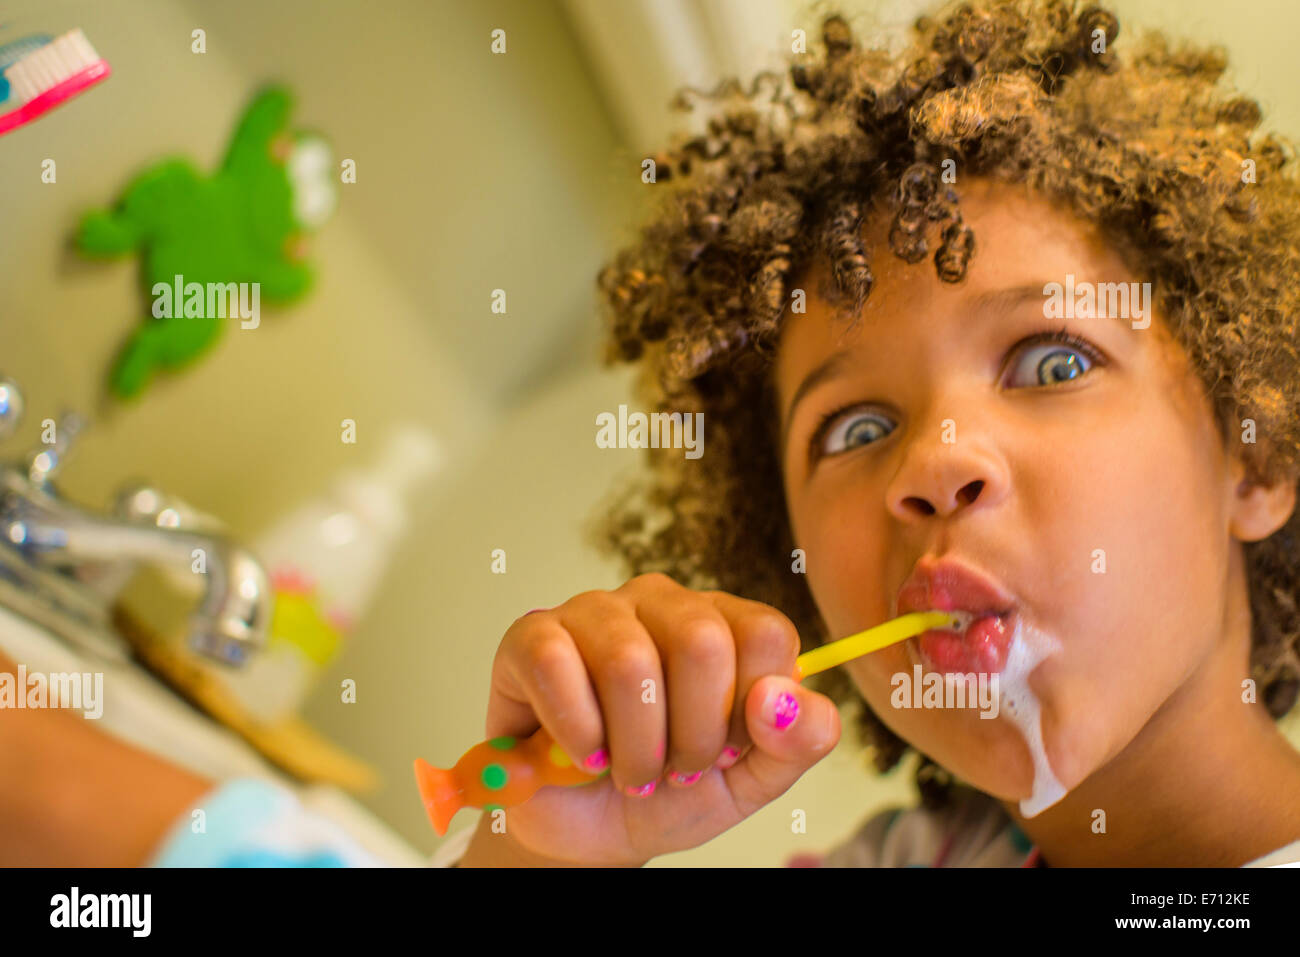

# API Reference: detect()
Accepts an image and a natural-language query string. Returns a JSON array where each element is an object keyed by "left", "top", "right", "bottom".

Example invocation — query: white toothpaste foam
[{"left": 997, "top": 618, "right": 1066, "bottom": 818}]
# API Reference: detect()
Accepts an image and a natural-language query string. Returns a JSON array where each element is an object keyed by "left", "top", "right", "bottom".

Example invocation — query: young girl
[{"left": 446, "top": 0, "right": 1300, "bottom": 867}]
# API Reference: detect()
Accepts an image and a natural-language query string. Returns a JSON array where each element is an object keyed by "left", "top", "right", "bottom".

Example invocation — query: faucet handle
[
  {"left": 28, "top": 410, "right": 86, "bottom": 486},
  {"left": 0, "top": 375, "right": 23, "bottom": 442}
]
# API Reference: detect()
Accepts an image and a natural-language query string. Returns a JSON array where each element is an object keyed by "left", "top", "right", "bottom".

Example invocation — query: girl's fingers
[
  {"left": 488, "top": 575, "right": 812, "bottom": 819},
  {"left": 488, "top": 611, "right": 608, "bottom": 773},
  {"left": 561, "top": 592, "right": 667, "bottom": 795},
  {"left": 634, "top": 597, "right": 736, "bottom": 783},
  {"left": 705, "top": 591, "right": 803, "bottom": 769}
]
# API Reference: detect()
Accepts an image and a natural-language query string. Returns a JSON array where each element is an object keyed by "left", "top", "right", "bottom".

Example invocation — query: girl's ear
[{"left": 1228, "top": 461, "right": 1298, "bottom": 543}]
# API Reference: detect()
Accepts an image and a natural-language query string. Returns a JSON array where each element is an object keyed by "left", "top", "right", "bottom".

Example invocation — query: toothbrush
[
  {"left": 414, "top": 609, "right": 965, "bottom": 835},
  {"left": 0, "top": 28, "right": 110, "bottom": 137}
]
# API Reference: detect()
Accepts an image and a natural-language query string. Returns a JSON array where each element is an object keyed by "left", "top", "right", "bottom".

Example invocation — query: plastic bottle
[{"left": 222, "top": 424, "right": 442, "bottom": 723}]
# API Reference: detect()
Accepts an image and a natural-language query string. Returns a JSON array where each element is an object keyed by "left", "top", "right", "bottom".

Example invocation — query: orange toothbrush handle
[{"left": 414, "top": 727, "right": 607, "bottom": 835}]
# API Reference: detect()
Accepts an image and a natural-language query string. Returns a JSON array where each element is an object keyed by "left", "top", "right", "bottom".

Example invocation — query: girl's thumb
[{"left": 729, "top": 676, "right": 841, "bottom": 817}]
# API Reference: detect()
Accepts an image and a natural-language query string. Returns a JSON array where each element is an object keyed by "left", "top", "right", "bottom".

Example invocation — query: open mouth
[{"left": 896, "top": 556, "right": 1018, "bottom": 675}]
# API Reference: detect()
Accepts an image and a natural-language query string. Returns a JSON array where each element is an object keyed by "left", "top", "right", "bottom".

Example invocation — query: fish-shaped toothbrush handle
[{"left": 414, "top": 729, "right": 605, "bottom": 835}]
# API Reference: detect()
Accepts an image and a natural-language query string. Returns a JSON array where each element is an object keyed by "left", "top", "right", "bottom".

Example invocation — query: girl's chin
[{"left": 862, "top": 677, "right": 1080, "bottom": 810}]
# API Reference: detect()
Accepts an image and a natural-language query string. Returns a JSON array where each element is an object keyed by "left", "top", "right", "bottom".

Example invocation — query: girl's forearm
[{"left": 0, "top": 655, "right": 214, "bottom": 866}]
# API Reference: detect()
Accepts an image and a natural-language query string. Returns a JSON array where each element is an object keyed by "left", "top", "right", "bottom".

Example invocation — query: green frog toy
[{"left": 77, "top": 86, "right": 336, "bottom": 398}]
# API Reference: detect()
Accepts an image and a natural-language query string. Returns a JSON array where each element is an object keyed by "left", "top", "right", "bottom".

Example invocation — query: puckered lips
[{"left": 896, "top": 555, "right": 1017, "bottom": 675}]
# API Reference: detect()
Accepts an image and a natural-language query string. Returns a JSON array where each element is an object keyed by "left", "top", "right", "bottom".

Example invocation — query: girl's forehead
[
  {"left": 770, "top": 180, "right": 1179, "bottom": 430},
  {"left": 779, "top": 181, "right": 1139, "bottom": 355}
]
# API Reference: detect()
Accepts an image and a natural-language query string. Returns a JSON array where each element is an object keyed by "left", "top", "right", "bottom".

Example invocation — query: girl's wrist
[
  {"left": 457, "top": 813, "right": 646, "bottom": 867},
  {"left": 458, "top": 815, "right": 564, "bottom": 867}
]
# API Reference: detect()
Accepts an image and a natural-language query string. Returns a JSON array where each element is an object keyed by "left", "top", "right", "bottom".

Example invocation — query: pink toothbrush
[{"left": 0, "top": 28, "right": 110, "bottom": 138}]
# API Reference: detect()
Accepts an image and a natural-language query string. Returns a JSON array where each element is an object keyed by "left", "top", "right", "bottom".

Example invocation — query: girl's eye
[
  {"left": 816, "top": 407, "right": 896, "bottom": 457},
  {"left": 806, "top": 330, "right": 1103, "bottom": 462},
  {"left": 1003, "top": 332, "right": 1103, "bottom": 389}
]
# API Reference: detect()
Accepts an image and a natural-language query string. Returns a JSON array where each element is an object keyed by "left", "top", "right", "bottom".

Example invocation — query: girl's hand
[{"left": 474, "top": 573, "right": 841, "bottom": 865}]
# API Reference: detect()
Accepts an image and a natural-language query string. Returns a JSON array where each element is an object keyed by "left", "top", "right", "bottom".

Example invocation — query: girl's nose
[
  {"left": 897, "top": 478, "right": 986, "bottom": 517},
  {"left": 884, "top": 430, "right": 1010, "bottom": 522}
]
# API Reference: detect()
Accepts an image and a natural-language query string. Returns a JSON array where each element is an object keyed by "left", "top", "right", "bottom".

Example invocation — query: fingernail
[
  {"left": 763, "top": 690, "right": 799, "bottom": 730},
  {"left": 623, "top": 780, "right": 656, "bottom": 797},
  {"left": 668, "top": 770, "right": 703, "bottom": 787},
  {"left": 524, "top": 607, "right": 549, "bottom": 616},
  {"left": 584, "top": 748, "right": 609, "bottom": 771},
  {"left": 715, "top": 745, "right": 741, "bottom": 769}
]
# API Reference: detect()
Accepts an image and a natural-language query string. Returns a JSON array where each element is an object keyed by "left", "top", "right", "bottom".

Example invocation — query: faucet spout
[
  {"left": 57, "top": 514, "right": 269, "bottom": 664},
  {"left": 2, "top": 473, "right": 270, "bottom": 666}
]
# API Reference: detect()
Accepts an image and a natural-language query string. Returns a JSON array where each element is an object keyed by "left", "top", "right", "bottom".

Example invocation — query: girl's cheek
[
  {"left": 1039, "top": 459, "right": 1219, "bottom": 758},
  {"left": 800, "top": 519, "right": 893, "bottom": 638}
]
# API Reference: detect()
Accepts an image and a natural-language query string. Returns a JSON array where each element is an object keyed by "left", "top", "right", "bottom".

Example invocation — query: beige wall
[{"left": 2, "top": 0, "right": 1298, "bottom": 865}]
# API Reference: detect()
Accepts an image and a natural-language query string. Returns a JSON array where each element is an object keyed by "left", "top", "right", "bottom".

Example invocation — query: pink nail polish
[
  {"left": 624, "top": 781, "right": 656, "bottom": 797},
  {"left": 715, "top": 745, "right": 741, "bottom": 769},
  {"left": 654, "top": 739, "right": 665, "bottom": 761},
  {"left": 584, "top": 749, "right": 609, "bottom": 771},
  {"left": 668, "top": 770, "right": 703, "bottom": 786},
  {"left": 767, "top": 691, "right": 799, "bottom": 730}
]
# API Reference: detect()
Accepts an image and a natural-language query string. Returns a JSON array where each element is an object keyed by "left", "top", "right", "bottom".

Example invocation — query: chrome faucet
[{"left": 0, "top": 374, "right": 270, "bottom": 666}]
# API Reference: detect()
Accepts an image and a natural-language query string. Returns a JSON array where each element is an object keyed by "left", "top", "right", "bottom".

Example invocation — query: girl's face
[{"left": 774, "top": 177, "right": 1268, "bottom": 806}]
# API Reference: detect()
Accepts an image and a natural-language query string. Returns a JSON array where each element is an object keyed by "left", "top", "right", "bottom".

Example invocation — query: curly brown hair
[{"left": 587, "top": 0, "right": 1300, "bottom": 809}]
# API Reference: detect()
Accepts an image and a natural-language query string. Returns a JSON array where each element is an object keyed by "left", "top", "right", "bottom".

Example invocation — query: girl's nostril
[
  {"left": 957, "top": 480, "right": 984, "bottom": 506},
  {"left": 904, "top": 496, "right": 936, "bottom": 516}
]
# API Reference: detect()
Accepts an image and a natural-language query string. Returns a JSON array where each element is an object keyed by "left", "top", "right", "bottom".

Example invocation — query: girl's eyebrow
[
  {"left": 970, "top": 283, "right": 1049, "bottom": 313},
  {"left": 976, "top": 280, "right": 1148, "bottom": 330},
  {"left": 781, "top": 348, "right": 856, "bottom": 454}
]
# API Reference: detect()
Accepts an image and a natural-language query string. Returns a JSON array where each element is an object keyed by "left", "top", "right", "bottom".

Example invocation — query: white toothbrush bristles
[
  {"left": 4, "top": 29, "right": 101, "bottom": 104},
  {"left": 944, "top": 610, "right": 975, "bottom": 632}
]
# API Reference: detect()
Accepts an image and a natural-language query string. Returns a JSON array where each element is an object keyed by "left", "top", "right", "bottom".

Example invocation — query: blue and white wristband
[{"left": 149, "top": 777, "right": 386, "bottom": 868}]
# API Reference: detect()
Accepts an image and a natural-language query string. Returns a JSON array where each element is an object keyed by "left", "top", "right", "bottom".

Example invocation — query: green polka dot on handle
[{"left": 480, "top": 763, "right": 508, "bottom": 790}]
